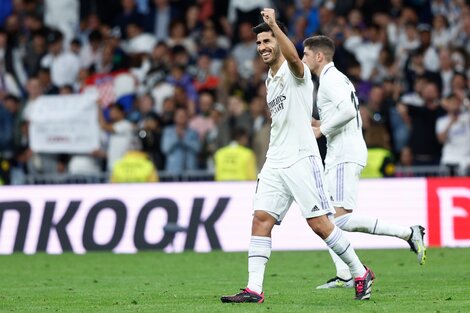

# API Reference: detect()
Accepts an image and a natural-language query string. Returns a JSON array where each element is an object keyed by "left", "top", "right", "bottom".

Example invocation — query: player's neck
[
  {"left": 316, "top": 63, "right": 327, "bottom": 77},
  {"left": 269, "top": 55, "right": 286, "bottom": 77}
]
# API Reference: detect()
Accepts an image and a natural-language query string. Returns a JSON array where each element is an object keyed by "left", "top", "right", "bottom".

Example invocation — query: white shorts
[
  {"left": 253, "top": 156, "right": 334, "bottom": 223},
  {"left": 325, "top": 162, "right": 363, "bottom": 210}
]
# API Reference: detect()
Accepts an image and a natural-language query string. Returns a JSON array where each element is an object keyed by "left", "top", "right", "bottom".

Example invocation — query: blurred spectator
[
  {"left": 249, "top": 96, "right": 270, "bottom": 171},
  {"left": 438, "top": 47, "right": 454, "bottom": 98},
  {"left": 22, "top": 77, "right": 43, "bottom": 122},
  {"left": 144, "top": 0, "right": 181, "bottom": 42},
  {"left": 344, "top": 23, "right": 383, "bottom": 81},
  {"left": 330, "top": 25, "right": 356, "bottom": 75},
  {"left": 79, "top": 30, "right": 103, "bottom": 69},
  {"left": 227, "top": 0, "right": 269, "bottom": 41},
  {"left": 110, "top": 138, "right": 158, "bottom": 183},
  {"left": 370, "top": 47, "right": 398, "bottom": 84},
  {"left": 0, "top": 0, "right": 13, "bottom": 27},
  {"left": 399, "top": 81, "right": 444, "bottom": 166},
  {"left": 70, "top": 38, "right": 82, "bottom": 55},
  {"left": 216, "top": 57, "right": 246, "bottom": 105},
  {"left": 394, "top": 146, "right": 415, "bottom": 177},
  {"left": 44, "top": 0, "right": 79, "bottom": 44},
  {"left": 0, "top": 94, "right": 21, "bottom": 161},
  {"left": 396, "top": 22, "right": 420, "bottom": 68},
  {"left": 231, "top": 21, "right": 257, "bottom": 80},
  {"left": 198, "top": 23, "right": 228, "bottom": 72},
  {"left": 225, "top": 94, "right": 252, "bottom": 135},
  {"left": 167, "top": 64, "right": 198, "bottom": 110},
  {"left": 189, "top": 90, "right": 216, "bottom": 169},
  {"left": 150, "top": 77, "right": 174, "bottom": 116},
  {"left": 23, "top": 30, "right": 47, "bottom": 77},
  {"left": 431, "top": 14, "right": 451, "bottom": 50},
  {"left": 137, "top": 112, "right": 165, "bottom": 170},
  {"left": 417, "top": 23, "right": 440, "bottom": 72},
  {"left": 360, "top": 85, "right": 392, "bottom": 150},
  {"left": 160, "top": 96, "right": 176, "bottom": 126},
  {"left": 205, "top": 103, "right": 230, "bottom": 170},
  {"left": 193, "top": 53, "right": 219, "bottom": 93},
  {"left": 145, "top": 41, "right": 170, "bottom": 83},
  {"left": 40, "top": 29, "right": 80, "bottom": 87},
  {"left": 80, "top": 1, "right": 121, "bottom": 28},
  {"left": 37, "top": 67, "right": 59, "bottom": 95},
  {"left": 185, "top": 4, "right": 204, "bottom": 40},
  {"left": 113, "top": 0, "right": 145, "bottom": 40},
  {"left": 291, "top": 15, "right": 308, "bottom": 57},
  {"left": 436, "top": 93, "right": 470, "bottom": 175},
  {"left": 289, "top": 0, "right": 320, "bottom": 38},
  {"left": 383, "top": 78, "right": 409, "bottom": 155},
  {"left": 166, "top": 20, "right": 197, "bottom": 56},
  {"left": 189, "top": 90, "right": 216, "bottom": 141},
  {"left": 97, "top": 102, "right": 135, "bottom": 171},
  {"left": 0, "top": 27, "right": 24, "bottom": 97},
  {"left": 161, "top": 107, "right": 201, "bottom": 175},
  {"left": 124, "top": 19, "right": 156, "bottom": 56},
  {"left": 214, "top": 128, "right": 257, "bottom": 181}
]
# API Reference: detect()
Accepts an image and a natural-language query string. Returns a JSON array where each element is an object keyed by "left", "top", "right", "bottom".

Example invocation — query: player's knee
[
  {"left": 252, "top": 211, "right": 276, "bottom": 236},
  {"left": 307, "top": 215, "right": 334, "bottom": 239}
]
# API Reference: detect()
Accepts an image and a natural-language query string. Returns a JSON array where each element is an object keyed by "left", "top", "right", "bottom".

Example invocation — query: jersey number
[{"left": 350, "top": 91, "right": 359, "bottom": 129}]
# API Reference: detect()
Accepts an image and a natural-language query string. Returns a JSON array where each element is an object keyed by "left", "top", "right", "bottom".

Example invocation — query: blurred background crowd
[{"left": 0, "top": 0, "right": 470, "bottom": 184}]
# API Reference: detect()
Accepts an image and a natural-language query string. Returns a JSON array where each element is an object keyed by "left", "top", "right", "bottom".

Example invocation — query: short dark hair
[
  {"left": 111, "top": 102, "right": 126, "bottom": 114},
  {"left": 303, "top": 35, "right": 335, "bottom": 61},
  {"left": 232, "top": 127, "right": 248, "bottom": 141},
  {"left": 252, "top": 21, "right": 288, "bottom": 37}
]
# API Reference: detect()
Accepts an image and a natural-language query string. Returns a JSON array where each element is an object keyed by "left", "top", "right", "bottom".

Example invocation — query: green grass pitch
[{"left": 1, "top": 248, "right": 469, "bottom": 312}]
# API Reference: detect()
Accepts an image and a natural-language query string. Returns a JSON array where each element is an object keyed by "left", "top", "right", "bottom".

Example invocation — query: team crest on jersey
[{"left": 278, "top": 77, "right": 285, "bottom": 89}]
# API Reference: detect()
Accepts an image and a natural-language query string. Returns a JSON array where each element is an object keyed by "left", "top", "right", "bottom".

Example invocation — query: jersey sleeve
[
  {"left": 435, "top": 116, "right": 448, "bottom": 135},
  {"left": 319, "top": 75, "right": 358, "bottom": 137},
  {"left": 288, "top": 63, "right": 311, "bottom": 84}
]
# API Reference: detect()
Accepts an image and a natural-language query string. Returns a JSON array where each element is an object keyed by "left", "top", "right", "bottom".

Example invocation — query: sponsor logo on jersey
[{"left": 268, "top": 94, "right": 286, "bottom": 115}]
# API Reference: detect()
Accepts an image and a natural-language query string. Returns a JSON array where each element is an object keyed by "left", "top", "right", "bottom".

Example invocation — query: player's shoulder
[
  {"left": 323, "top": 68, "right": 353, "bottom": 87},
  {"left": 283, "top": 61, "right": 311, "bottom": 81}
]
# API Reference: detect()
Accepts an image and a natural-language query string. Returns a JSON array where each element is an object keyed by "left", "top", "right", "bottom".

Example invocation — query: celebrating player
[
  {"left": 220, "top": 9, "right": 374, "bottom": 303},
  {"left": 302, "top": 35, "right": 426, "bottom": 289}
]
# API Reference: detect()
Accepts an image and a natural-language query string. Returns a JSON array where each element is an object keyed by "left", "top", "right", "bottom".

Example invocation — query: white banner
[
  {"left": 0, "top": 179, "right": 440, "bottom": 254},
  {"left": 29, "top": 94, "right": 100, "bottom": 153}
]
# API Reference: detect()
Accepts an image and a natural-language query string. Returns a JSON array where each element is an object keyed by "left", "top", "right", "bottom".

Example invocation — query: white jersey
[
  {"left": 435, "top": 111, "right": 470, "bottom": 167},
  {"left": 317, "top": 62, "right": 367, "bottom": 170},
  {"left": 265, "top": 61, "right": 320, "bottom": 168}
]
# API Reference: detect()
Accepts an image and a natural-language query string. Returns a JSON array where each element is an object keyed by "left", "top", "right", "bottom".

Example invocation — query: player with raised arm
[
  {"left": 220, "top": 9, "right": 374, "bottom": 303},
  {"left": 302, "top": 35, "right": 426, "bottom": 289}
]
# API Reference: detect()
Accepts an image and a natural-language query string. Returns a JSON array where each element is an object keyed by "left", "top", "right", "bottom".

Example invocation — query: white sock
[
  {"left": 324, "top": 226, "right": 366, "bottom": 278},
  {"left": 335, "top": 214, "right": 412, "bottom": 240},
  {"left": 247, "top": 236, "right": 271, "bottom": 294},
  {"left": 328, "top": 248, "right": 352, "bottom": 280}
]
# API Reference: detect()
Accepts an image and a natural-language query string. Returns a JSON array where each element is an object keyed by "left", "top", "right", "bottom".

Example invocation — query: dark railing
[
  {"left": 23, "top": 170, "right": 214, "bottom": 185},
  {"left": 14, "top": 165, "right": 468, "bottom": 185}
]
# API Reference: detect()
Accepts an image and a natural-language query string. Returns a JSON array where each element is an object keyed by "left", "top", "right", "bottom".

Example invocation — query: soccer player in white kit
[
  {"left": 221, "top": 9, "right": 374, "bottom": 303},
  {"left": 302, "top": 35, "right": 427, "bottom": 289}
]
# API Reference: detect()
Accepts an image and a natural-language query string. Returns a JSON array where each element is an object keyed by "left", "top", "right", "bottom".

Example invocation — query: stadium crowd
[{"left": 0, "top": 0, "right": 470, "bottom": 184}]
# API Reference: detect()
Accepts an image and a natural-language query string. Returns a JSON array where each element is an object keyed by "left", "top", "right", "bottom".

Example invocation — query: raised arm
[{"left": 261, "top": 8, "right": 304, "bottom": 78}]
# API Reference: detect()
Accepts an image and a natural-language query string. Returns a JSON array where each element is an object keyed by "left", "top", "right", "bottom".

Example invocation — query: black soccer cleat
[
  {"left": 220, "top": 288, "right": 264, "bottom": 303},
  {"left": 354, "top": 266, "right": 375, "bottom": 300}
]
